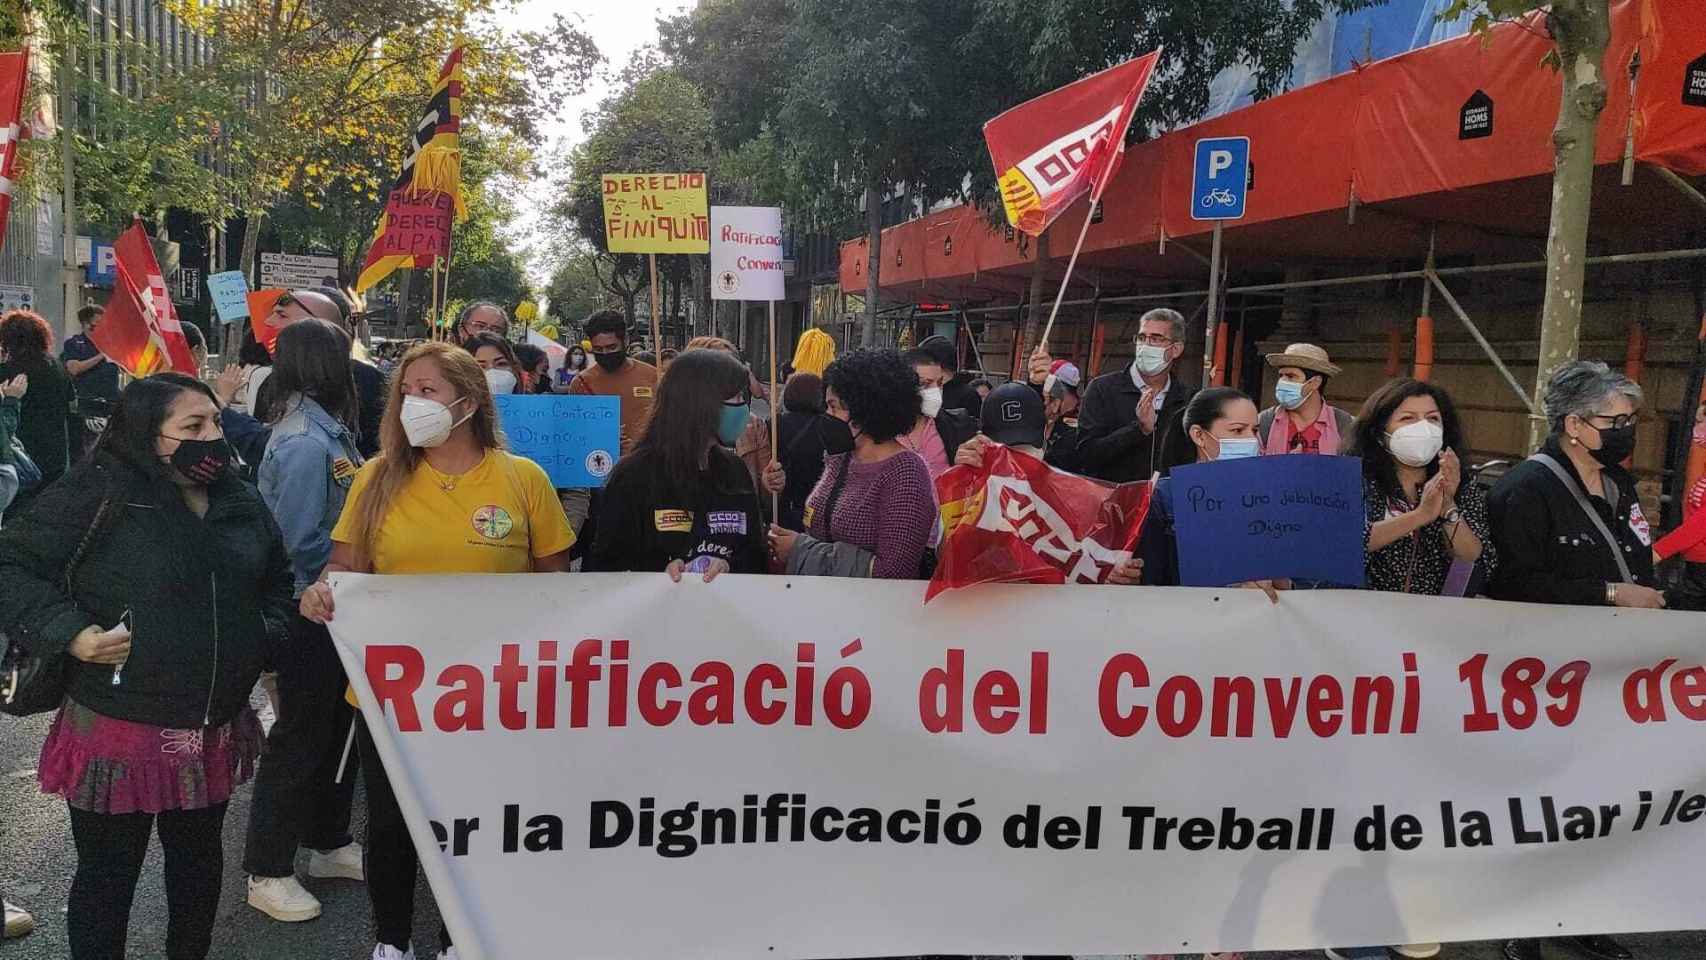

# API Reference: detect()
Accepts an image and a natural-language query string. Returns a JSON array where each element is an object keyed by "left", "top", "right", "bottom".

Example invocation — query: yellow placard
[{"left": 600, "top": 173, "right": 711, "bottom": 254}]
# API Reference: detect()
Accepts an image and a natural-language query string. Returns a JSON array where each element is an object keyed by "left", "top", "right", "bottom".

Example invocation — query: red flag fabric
[
  {"left": 983, "top": 51, "right": 1161, "bottom": 237},
  {"left": 0, "top": 50, "right": 31, "bottom": 256},
  {"left": 91, "top": 223, "right": 198, "bottom": 376},
  {"left": 928, "top": 444, "right": 1153, "bottom": 602}
]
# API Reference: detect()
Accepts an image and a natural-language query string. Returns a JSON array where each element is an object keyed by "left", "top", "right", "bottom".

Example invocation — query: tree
[
  {"left": 549, "top": 66, "right": 715, "bottom": 332},
  {"left": 545, "top": 248, "right": 618, "bottom": 329},
  {"left": 1446, "top": 0, "right": 1611, "bottom": 451}
]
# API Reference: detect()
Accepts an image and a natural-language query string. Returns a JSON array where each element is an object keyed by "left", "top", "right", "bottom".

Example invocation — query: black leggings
[
  {"left": 359, "top": 720, "right": 450, "bottom": 953},
  {"left": 67, "top": 803, "right": 229, "bottom": 960}
]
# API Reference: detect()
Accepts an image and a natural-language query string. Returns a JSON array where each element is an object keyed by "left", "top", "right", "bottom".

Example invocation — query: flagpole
[
  {"left": 441, "top": 233, "right": 455, "bottom": 338},
  {"left": 1036, "top": 198, "right": 1097, "bottom": 354},
  {"left": 430, "top": 257, "right": 442, "bottom": 341},
  {"left": 768, "top": 298, "right": 779, "bottom": 520}
]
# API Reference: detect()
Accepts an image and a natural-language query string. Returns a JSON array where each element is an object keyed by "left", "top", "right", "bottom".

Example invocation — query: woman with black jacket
[
  {"left": 777, "top": 371, "right": 829, "bottom": 531},
  {"left": 0, "top": 373, "right": 294, "bottom": 960},
  {"left": 590, "top": 348, "right": 775, "bottom": 579}
]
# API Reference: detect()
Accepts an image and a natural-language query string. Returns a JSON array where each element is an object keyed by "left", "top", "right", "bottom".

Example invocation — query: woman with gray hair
[{"left": 1487, "top": 362, "right": 1661, "bottom": 960}]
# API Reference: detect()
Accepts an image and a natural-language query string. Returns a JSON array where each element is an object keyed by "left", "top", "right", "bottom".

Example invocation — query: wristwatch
[
  {"left": 1443, "top": 507, "right": 1462, "bottom": 524},
  {"left": 1606, "top": 582, "right": 1619, "bottom": 606}
]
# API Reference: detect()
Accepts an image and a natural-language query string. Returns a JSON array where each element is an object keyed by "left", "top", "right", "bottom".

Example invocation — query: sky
[{"left": 489, "top": 0, "right": 685, "bottom": 288}]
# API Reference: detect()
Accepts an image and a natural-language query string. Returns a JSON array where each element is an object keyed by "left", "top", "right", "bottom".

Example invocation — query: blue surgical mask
[
  {"left": 1216, "top": 437, "right": 1260, "bottom": 461},
  {"left": 718, "top": 402, "right": 751, "bottom": 446},
  {"left": 1274, "top": 379, "right": 1308, "bottom": 411}
]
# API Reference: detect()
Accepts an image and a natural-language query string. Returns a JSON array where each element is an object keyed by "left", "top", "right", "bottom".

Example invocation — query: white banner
[
  {"left": 710, "top": 206, "right": 785, "bottom": 301},
  {"left": 328, "top": 573, "right": 1706, "bottom": 960}
]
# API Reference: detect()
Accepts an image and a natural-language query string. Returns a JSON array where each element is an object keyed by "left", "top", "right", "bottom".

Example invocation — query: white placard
[
  {"left": 710, "top": 205, "right": 785, "bottom": 302},
  {"left": 330, "top": 573, "right": 1706, "bottom": 960}
]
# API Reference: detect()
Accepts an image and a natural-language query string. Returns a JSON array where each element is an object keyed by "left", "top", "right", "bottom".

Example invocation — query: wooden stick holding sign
[
  {"left": 648, "top": 253, "right": 663, "bottom": 356},
  {"left": 768, "top": 298, "right": 779, "bottom": 520}
]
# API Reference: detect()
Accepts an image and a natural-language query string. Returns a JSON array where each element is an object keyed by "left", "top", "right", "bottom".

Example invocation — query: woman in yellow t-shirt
[{"left": 300, "top": 341, "right": 572, "bottom": 960}]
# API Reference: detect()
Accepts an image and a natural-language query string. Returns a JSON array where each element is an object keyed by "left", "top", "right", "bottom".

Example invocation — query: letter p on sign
[
  {"left": 1191, "top": 136, "right": 1250, "bottom": 221},
  {"left": 1208, "top": 150, "right": 1234, "bottom": 178}
]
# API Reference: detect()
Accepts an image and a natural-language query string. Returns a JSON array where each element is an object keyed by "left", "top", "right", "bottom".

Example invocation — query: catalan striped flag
[{"left": 355, "top": 47, "right": 468, "bottom": 293}]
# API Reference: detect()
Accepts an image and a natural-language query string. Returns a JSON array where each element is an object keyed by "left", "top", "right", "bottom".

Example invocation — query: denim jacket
[{"left": 259, "top": 395, "right": 363, "bottom": 596}]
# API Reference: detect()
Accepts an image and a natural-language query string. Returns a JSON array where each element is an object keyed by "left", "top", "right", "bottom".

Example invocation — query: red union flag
[
  {"left": 0, "top": 49, "right": 30, "bottom": 255},
  {"left": 928, "top": 444, "right": 1152, "bottom": 602},
  {"left": 90, "top": 223, "right": 198, "bottom": 376},
  {"left": 983, "top": 51, "right": 1161, "bottom": 237}
]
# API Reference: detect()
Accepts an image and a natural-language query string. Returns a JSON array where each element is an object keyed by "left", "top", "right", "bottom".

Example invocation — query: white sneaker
[
  {"left": 1393, "top": 946, "right": 1441, "bottom": 959},
  {"left": 2, "top": 900, "right": 33, "bottom": 939},
  {"left": 371, "top": 946, "right": 415, "bottom": 960},
  {"left": 246, "top": 875, "right": 322, "bottom": 922},
  {"left": 308, "top": 841, "right": 365, "bottom": 881}
]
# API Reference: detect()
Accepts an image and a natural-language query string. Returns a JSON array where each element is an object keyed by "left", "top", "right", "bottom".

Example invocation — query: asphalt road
[{"left": 3, "top": 711, "right": 1702, "bottom": 960}]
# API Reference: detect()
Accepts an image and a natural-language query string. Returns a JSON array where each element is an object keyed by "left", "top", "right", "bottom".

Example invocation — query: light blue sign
[
  {"left": 1170, "top": 454, "right": 1366, "bottom": 588},
  {"left": 1191, "top": 136, "right": 1250, "bottom": 221},
  {"left": 207, "top": 271, "right": 251, "bottom": 325},
  {"left": 494, "top": 394, "right": 621, "bottom": 488},
  {"left": 86, "top": 241, "right": 117, "bottom": 287}
]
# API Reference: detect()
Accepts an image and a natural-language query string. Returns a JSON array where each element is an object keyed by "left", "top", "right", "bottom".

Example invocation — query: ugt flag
[
  {"left": 90, "top": 223, "right": 198, "bottom": 376},
  {"left": 983, "top": 51, "right": 1160, "bottom": 237},
  {"left": 928, "top": 443, "right": 1152, "bottom": 602},
  {"left": 0, "top": 49, "right": 30, "bottom": 255},
  {"left": 355, "top": 47, "right": 467, "bottom": 293}
]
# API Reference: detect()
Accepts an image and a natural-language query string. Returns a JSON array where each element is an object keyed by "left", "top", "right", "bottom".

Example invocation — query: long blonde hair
[{"left": 346, "top": 341, "right": 505, "bottom": 558}]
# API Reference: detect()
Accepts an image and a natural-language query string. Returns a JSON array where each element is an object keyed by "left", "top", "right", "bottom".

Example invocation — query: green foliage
[{"left": 544, "top": 248, "right": 618, "bottom": 326}]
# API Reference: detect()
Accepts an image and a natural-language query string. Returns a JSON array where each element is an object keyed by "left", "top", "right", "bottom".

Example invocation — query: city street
[{"left": 5, "top": 712, "right": 1704, "bottom": 960}]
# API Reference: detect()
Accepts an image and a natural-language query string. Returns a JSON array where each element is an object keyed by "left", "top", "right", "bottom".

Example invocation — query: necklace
[{"left": 424, "top": 462, "right": 461, "bottom": 492}]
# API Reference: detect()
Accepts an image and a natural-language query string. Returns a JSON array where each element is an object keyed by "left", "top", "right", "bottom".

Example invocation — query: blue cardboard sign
[
  {"left": 207, "top": 271, "right": 251, "bottom": 324},
  {"left": 1170, "top": 454, "right": 1366, "bottom": 587},
  {"left": 494, "top": 394, "right": 621, "bottom": 488},
  {"left": 86, "top": 241, "right": 117, "bottom": 287},
  {"left": 1191, "top": 136, "right": 1250, "bottom": 221}
]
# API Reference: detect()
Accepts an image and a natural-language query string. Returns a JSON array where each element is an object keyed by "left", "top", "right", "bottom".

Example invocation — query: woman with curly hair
[
  {"left": 0, "top": 309, "right": 75, "bottom": 498},
  {"left": 768, "top": 348, "right": 936, "bottom": 579}
]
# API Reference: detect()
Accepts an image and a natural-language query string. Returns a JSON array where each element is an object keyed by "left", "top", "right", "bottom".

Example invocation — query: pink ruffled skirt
[{"left": 39, "top": 698, "right": 262, "bottom": 814}]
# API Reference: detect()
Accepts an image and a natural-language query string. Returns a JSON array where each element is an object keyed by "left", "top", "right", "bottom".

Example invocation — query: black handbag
[{"left": 0, "top": 493, "right": 114, "bottom": 717}]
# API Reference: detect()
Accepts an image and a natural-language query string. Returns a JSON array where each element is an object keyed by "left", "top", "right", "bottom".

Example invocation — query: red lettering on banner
[
  {"left": 744, "top": 664, "right": 788, "bottom": 725},
  {"left": 368, "top": 645, "right": 426, "bottom": 731}
]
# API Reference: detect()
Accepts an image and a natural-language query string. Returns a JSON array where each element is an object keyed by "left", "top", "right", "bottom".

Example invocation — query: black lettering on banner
[
  {"left": 1460, "top": 90, "right": 1494, "bottom": 140},
  {"left": 1685, "top": 53, "right": 1706, "bottom": 108}
]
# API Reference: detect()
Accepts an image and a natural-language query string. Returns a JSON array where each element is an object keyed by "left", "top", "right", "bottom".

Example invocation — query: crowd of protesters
[{"left": 0, "top": 297, "right": 1694, "bottom": 960}]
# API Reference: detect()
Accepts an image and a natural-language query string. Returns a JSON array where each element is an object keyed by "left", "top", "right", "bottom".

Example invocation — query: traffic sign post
[{"left": 1191, "top": 136, "right": 1250, "bottom": 385}]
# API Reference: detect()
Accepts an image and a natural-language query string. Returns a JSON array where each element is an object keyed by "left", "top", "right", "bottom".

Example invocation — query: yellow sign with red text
[{"left": 600, "top": 173, "right": 710, "bottom": 254}]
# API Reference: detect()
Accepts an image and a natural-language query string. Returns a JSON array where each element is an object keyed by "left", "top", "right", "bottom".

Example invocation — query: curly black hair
[
  {"left": 822, "top": 348, "right": 921, "bottom": 444},
  {"left": 583, "top": 309, "right": 629, "bottom": 342}
]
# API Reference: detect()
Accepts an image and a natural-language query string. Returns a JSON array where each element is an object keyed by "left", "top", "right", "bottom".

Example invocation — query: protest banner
[
  {"left": 1171, "top": 454, "right": 1367, "bottom": 587},
  {"left": 493, "top": 394, "right": 620, "bottom": 487},
  {"left": 330, "top": 573, "right": 1706, "bottom": 960},
  {"left": 206, "top": 270, "right": 251, "bottom": 324},
  {"left": 710, "top": 206, "right": 785, "bottom": 302},
  {"left": 601, "top": 172, "right": 710, "bottom": 354}
]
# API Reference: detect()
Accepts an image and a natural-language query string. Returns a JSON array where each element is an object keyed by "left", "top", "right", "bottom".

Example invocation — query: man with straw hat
[{"left": 1258, "top": 342, "right": 1356, "bottom": 456}]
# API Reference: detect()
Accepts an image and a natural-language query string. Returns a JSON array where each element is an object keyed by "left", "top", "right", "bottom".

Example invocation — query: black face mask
[
  {"left": 593, "top": 350, "right": 625, "bottom": 372},
  {"left": 165, "top": 436, "right": 232, "bottom": 484},
  {"left": 1590, "top": 424, "right": 1636, "bottom": 467},
  {"left": 820, "top": 415, "right": 856, "bottom": 456}
]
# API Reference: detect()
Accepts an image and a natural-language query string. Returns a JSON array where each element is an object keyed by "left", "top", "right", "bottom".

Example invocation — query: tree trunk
[
  {"left": 1527, "top": 0, "right": 1612, "bottom": 452},
  {"left": 690, "top": 255, "right": 710, "bottom": 340},
  {"left": 862, "top": 171, "right": 883, "bottom": 348}
]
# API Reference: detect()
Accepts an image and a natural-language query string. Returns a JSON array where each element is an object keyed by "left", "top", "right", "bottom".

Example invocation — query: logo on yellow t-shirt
[
  {"left": 654, "top": 509, "right": 693, "bottom": 533},
  {"left": 471, "top": 504, "right": 515, "bottom": 540}
]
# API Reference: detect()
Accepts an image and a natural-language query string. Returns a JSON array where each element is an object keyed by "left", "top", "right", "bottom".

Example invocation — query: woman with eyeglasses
[
  {"left": 588, "top": 348, "right": 769, "bottom": 580},
  {"left": 0, "top": 373, "right": 294, "bottom": 960}
]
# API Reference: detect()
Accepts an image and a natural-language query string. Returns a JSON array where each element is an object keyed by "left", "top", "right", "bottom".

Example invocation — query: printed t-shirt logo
[
  {"left": 472, "top": 504, "right": 514, "bottom": 540},
  {"left": 633, "top": 386, "right": 654, "bottom": 399},
  {"left": 707, "top": 511, "right": 747, "bottom": 535},
  {"left": 655, "top": 509, "right": 693, "bottom": 533}
]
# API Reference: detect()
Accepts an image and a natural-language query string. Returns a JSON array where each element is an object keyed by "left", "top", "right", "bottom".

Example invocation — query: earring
[{"left": 1569, "top": 436, "right": 1580, "bottom": 446}]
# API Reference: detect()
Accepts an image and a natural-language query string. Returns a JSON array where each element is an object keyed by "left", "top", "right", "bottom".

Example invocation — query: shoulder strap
[
  {"left": 1531, "top": 453, "right": 1635, "bottom": 584},
  {"left": 1258, "top": 407, "right": 1277, "bottom": 445},
  {"left": 821, "top": 455, "right": 851, "bottom": 536}
]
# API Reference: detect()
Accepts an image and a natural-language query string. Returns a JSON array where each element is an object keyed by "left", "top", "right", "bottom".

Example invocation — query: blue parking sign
[{"left": 1191, "top": 136, "right": 1250, "bottom": 221}]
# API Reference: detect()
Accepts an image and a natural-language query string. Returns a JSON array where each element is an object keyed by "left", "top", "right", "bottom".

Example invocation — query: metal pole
[
  {"left": 1203, "top": 221, "right": 1223, "bottom": 384},
  {"left": 768, "top": 299, "right": 778, "bottom": 520},
  {"left": 648, "top": 253, "right": 663, "bottom": 358},
  {"left": 1425, "top": 269, "right": 1535, "bottom": 414},
  {"left": 59, "top": 40, "right": 78, "bottom": 340}
]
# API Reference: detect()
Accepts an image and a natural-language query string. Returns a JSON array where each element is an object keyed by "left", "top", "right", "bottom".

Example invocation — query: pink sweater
[{"left": 805, "top": 450, "right": 936, "bottom": 579}]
